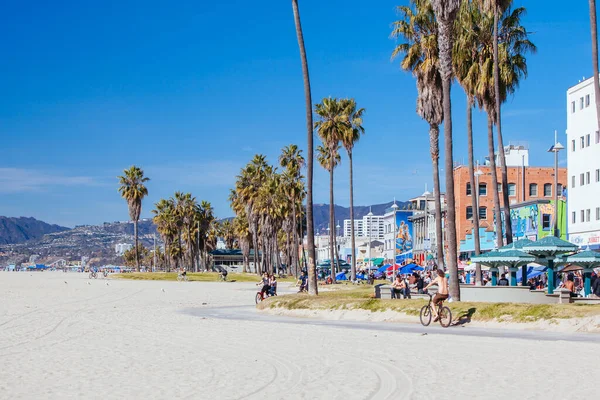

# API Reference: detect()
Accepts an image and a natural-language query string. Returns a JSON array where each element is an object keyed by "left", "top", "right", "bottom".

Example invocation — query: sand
[{"left": 1, "top": 271, "right": 598, "bottom": 399}]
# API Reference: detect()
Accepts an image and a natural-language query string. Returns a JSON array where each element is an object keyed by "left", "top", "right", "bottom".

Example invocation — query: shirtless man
[{"left": 424, "top": 269, "right": 449, "bottom": 321}]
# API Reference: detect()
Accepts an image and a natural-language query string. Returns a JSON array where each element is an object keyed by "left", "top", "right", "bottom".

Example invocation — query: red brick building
[{"left": 453, "top": 165, "right": 567, "bottom": 252}]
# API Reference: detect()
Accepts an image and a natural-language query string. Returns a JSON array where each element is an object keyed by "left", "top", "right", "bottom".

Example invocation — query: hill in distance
[
  {"left": 0, "top": 216, "right": 69, "bottom": 245},
  {"left": 312, "top": 201, "right": 408, "bottom": 234}
]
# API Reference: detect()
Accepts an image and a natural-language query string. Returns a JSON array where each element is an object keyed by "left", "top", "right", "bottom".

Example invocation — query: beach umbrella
[
  {"left": 522, "top": 236, "right": 578, "bottom": 294},
  {"left": 564, "top": 250, "right": 600, "bottom": 296},
  {"left": 335, "top": 271, "right": 348, "bottom": 281},
  {"left": 378, "top": 264, "right": 391, "bottom": 273}
]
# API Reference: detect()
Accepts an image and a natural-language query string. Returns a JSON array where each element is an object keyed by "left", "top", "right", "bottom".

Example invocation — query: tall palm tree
[
  {"left": 292, "top": 0, "right": 318, "bottom": 295},
  {"left": 315, "top": 97, "right": 348, "bottom": 282},
  {"left": 152, "top": 198, "right": 177, "bottom": 271},
  {"left": 338, "top": 99, "right": 365, "bottom": 282},
  {"left": 391, "top": 0, "right": 445, "bottom": 269},
  {"left": 431, "top": 0, "right": 461, "bottom": 300},
  {"left": 481, "top": 0, "right": 513, "bottom": 244},
  {"left": 590, "top": 0, "right": 600, "bottom": 131},
  {"left": 317, "top": 144, "right": 341, "bottom": 282},
  {"left": 118, "top": 166, "right": 150, "bottom": 272},
  {"left": 454, "top": 0, "right": 483, "bottom": 284},
  {"left": 475, "top": 5, "right": 536, "bottom": 247}
]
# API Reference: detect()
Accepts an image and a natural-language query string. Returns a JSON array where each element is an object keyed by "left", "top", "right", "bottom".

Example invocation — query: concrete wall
[{"left": 459, "top": 285, "right": 557, "bottom": 304}]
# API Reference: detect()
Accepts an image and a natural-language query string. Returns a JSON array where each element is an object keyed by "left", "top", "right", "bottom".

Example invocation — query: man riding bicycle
[{"left": 424, "top": 269, "right": 449, "bottom": 322}]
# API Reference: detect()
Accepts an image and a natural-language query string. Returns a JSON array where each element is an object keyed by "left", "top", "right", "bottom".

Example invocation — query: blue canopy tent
[
  {"left": 355, "top": 273, "right": 367, "bottom": 280},
  {"left": 399, "top": 263, "right": 424, "bottom": 274},
  {"left": 336, "top": 271, "right": 348, "bottom": 281}
]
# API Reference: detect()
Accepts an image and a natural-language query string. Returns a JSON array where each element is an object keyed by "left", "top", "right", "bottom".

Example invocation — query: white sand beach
[{"left": 1, "top": 272, "right": 598, "bottom": 399}]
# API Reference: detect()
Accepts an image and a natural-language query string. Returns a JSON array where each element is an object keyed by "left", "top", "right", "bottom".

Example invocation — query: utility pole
[{"left": 153, "top": 233, "right": 156, "bottom": 272}]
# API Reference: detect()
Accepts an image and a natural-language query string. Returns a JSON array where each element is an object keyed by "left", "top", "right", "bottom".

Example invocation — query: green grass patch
[
  {"left": 112, "top": 272, "right": 298, "bottom": 283},
  {"left": 257, "top": 287, "right": 600, "bottom": 323}
]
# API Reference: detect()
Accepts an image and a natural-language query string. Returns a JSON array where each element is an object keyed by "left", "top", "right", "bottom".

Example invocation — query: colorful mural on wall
[{"left": 395, "top": 211, "right": 413, "bottom": 256}]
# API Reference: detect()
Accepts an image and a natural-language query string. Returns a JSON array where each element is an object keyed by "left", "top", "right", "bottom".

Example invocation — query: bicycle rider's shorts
[{"left": 433, "top": 293, "right": 448, "bottom": 305}]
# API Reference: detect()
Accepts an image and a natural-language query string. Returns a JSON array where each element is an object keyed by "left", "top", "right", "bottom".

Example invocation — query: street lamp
[
  {"left": 367, "top": 208, "right": 373, "bottom": 271},
  {"left": 391, "top": 199, "right": 399, "bottom": 268},
  {"left": 547, "top": 130, "right": 564, "bottom": 238}
]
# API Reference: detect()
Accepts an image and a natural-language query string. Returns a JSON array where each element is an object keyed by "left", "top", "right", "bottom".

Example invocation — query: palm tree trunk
[
  {"left": 134, "top": 220, "right": 140, "bottom": 272},
  {"left": 590, "top": 0, "right": 600, "bottom": 131},
  {"left": 466, "top": 97, "right": 482, "bottom": 285},
  {"left": 292, "top": 206, "right": 299, "bottom": 276},
  {"left": 487, "top": 113, "right": 503, "bottom": 249},
  {"left": 348, "top": 149, "right": 357, "bottom": 281},
  {"left": 292, "top": 0, "right": 318, "bottom": 295},
  {"left": 437, "top": 16, "right": 460, "bottom": 301},
  {"left": 429, "top": 124, "right": 444, "bottom": 269},
  {"left": 493, "top": 7, "right": 512, "bottom": 245},
  {"left": 329, "top": 164, "right": 336, "bottom": 284}
]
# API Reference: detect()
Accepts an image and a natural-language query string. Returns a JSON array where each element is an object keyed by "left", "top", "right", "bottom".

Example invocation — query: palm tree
[
  {"left": 475, "top": 5, "right": 536, "bottom": 248},
  {"left": 590, "top": 1, "right": 600, "bottom": 131},
  {"left": 338, "top": 99, "right": 365, "bottom": 282},
  {"left": 292, "top": 0, "right": 318, "bottom": 295},
  {"left": 454, "top": 0, "right": 483, "bottom": 284},
  {"left": 431, "top": 0, "right": 461, "bottom": 300},
  {"left": 118, "top": 166, "right": 150, "bottom": 272},
  {"left": 279, "top": 144, "right": 306, "bottom": 276},
  {"left": 481, "top": 0, "right": 513, "bottom": 244},
  {"left": 152, "top": 198, "right": 177, "bottom": 271},
  {"left": 316, "top": 143, "right": 341, "bottom": 282},
  {"left": 391, "top": 0, "right": 445, "bottom": 269},
  {"left": 315, "top": 97, "right": 348, "bottom": 282}
]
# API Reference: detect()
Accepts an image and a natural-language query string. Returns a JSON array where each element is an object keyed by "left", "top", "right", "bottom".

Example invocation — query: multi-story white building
[
  {"left": 566, "top": 77, "right": 600, "bottom": 249},
  {"left": 115, "top": 243, "right": 133, "bottom": 256},
  {"left": 343, "top": 212, "right": 384, "bottom": 240}
]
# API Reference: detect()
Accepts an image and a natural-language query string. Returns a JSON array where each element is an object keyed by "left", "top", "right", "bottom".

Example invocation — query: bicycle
[
  {"left": 102, "top": 270, "right": 108, "bottom": 278},
  {"left": 255, "top": 288, "right": 277, "bottom": 304},
  {"left": 177, "top": 273, "right": 189, "bottom": 282},
  {"left": 89, "top": 270, "right": 97, "bottom": 279},
  {"left": 420, "top": 293, "right": 452, "bottom": 328}
]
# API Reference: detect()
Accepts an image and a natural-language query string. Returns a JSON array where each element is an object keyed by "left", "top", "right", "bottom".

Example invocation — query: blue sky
[{"left": 0, "top": 0, "right": 593, "bottom": 227}]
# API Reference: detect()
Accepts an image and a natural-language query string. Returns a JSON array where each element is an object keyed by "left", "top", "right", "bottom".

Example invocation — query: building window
[
  {"left": 572, "top": 139, "right": 576, "bottom": 152},
  {"left": 580, "top": 97, "right": 584, "bottom": 109},
  {"left": 466, "top": 206, "right": 473, "bottom": 220},
  {"left": 596, "top": 131, "right": 600, "bottom": 144},
  {"left": 596, "top": 169, "right": 600, "bottom": 182},
  {"left": 587, "top": 171, "right": 591, "bottom": 184},
  {"left": 558, "top": 184, "right": 563, "bottom": 195},
  {"left": 497, "top": 183, "right": 502, "bottom": 193},
  {"left": 597, "top": 207, "right": 600, "bottom": 220},
  {"left": 466, "top": 182, "right": 472, "bottom": 196},
  {"left": 479, "top": 207, "right": 487, "bottom": 220},
  {"left": 581, "top": 136, "right": 585, "bottom": 149},
  {"left": 581, "top": 173, "right": 585, "bottom": 186},
  {"left": 529, "top": 183, "right": 538, "bottom": 197},
  {"left": 581, "top": 210, "right": 585, "bottom": 222},
  {"left": 478, "top": 183, "right": 487, "bottom": 196},
  {"left": 586, "top": 94, "right": 591, "bottom": 107},
  {"left": 587, "top": 209, "right": 591, "bottom": 222},
  {"left": 572, "top": 101, "right": 576, "bottom": 113},
  {"left": 572, "top": 211, "right": 576, "bottom": 224},
  {"left": 587, "top": 134, "right": 591, "bottom": 147},
  {"left": 543, "top": 183, "right": 552, "bottom": 197},
  {"left": 542, "top": 214, "right": 551, "bottom": 230},
  {"left": 508, "top": 183, "right": 516, "bottom": 196},
  {"left": 572, "top": 175, "right": 576, "bottom": 188}
]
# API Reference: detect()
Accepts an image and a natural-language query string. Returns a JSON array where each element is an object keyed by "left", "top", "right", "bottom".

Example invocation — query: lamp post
[
  {"left": 367, "top": 208, "right": 373, "bottom": 272},
  {"left": 547, "top": 130, "right": 564, "bottom": 238},
  {"left": 391, "top": 199, "right": 399, "bottom": 269}
]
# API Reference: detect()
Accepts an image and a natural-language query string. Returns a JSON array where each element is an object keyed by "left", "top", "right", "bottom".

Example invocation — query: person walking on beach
[{"left": 424, "top": 269, "right": 449, "bottom": 322}]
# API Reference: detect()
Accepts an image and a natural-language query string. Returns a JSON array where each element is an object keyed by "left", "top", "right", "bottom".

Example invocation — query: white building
[
  {"left": 343, "top": 211, "right": 384, "bottom": 240},
  {"left": 486, "top": 143, "right": 530, "bottom": 167},
  {"left": 115, "top": 243, "right": 133, "bottom": 255},
  {"left": 566, "top": 77, "right": 600, "bottom": 249}
]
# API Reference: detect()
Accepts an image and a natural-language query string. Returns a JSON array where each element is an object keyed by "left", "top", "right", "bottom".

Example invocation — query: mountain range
[
  {"left": 0, "top": 217, "right": 69, "bottom": 245},
  {"left": 0, "top": 201, "right": 408, "bottom": 265}
]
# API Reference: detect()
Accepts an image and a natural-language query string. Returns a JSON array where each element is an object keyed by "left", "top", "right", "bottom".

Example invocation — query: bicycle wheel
[
  {"left": 439, "top": 306, "right": 452, "bottom": 328},
  {"left": 255, "top": 292, "right": 263, "bottom": 304},
  {"left": 420, "top": 305, "right": 432, "bottom": 326}
]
